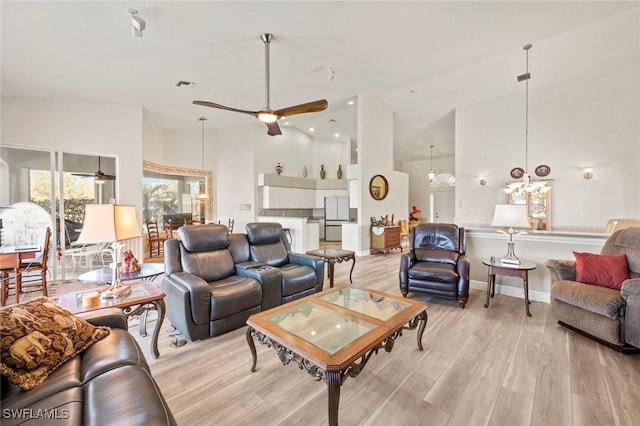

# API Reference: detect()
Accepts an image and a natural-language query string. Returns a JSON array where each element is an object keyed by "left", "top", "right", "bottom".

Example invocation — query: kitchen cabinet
[
  {"left": 370, "top": 225, "right": 402, "bottom": 254},
  {"left": 262, "top": 186, "right": 314, "bottom": 209}
]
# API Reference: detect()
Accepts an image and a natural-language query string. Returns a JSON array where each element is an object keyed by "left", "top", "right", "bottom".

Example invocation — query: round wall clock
[
  {"left": 535, "top": 164, "right": 551, "bottom": 177},
  {"left": 510, "top": 167, "right": 525, "bottom": 179}
]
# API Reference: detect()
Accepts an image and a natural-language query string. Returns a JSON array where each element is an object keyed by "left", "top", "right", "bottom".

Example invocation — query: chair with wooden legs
[
  {"left": 146, "top": 220, "right": 167, "bottom": 257},
  {"left": 1, "top": 254, "right": 20, "bottom": 306},
  {"left": 14, "top": 227, "right": 51, "bottom": 303}
]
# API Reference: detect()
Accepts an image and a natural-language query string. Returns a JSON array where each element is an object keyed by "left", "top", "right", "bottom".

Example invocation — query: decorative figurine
[
  {"left": 409, "top": 205, "right": 421, "bottom": 221},
  {"left": 275, "top": 162, "right": 283, "bottom": 175},
  {"left": 303, "top": 166, "right": 308, "bottom": 178},
  {"left": 320, "top": 164, "right": 326, "bottom": 179},
  {"left": 121, "top": 250, "right": 141, "bottom": 273},
  {"left": 337, "top": 165, "right": 343, "bottom": 179}
]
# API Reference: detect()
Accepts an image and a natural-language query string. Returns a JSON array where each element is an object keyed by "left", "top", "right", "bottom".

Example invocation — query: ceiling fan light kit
[{"left": 194, "top": 33, "right": 328, "bottom": 136}]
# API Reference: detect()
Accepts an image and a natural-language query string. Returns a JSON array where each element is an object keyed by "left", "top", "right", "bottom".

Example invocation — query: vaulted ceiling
[{"left": 2, "top": 1, "right": 637, "bottom": 163}]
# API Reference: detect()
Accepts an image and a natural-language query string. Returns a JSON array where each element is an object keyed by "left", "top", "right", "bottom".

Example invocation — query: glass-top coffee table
[
  {"left": 246, "top": 286, "right": 428, "bottom": 426},
  {"left": 306, "top": 248, "right": 356, "bottom": 288}
]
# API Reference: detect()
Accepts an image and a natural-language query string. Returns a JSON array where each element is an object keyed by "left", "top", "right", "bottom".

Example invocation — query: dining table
[{"left": 0, "top": 245, "right": 41, "bottom": 306}]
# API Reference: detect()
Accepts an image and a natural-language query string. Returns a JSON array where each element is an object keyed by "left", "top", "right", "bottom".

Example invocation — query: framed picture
[{"left": 535, "top": 164, "right": 551, "bottom": 177}]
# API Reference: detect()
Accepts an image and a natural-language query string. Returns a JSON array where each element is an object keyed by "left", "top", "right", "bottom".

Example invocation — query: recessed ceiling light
[
  {"left": 409, "top": 89, "right": 417, "bottom": 94},
  {"left": 284, "top": 121, "right": 290, "bottom": 125},
  {"left": 176, "top": 81, "right": 197, "bottom": 88},
  {"left": 309, "top": 127, "right": 315, "bottom": 132},
  {"left": 334, "top": 133, "right": 340, "bottom": 138},
  {"left": 347, "top": 100, "right": 355, "bottom": 105},
  {"left": 329, "top": 118, "right": 336, "bottom": 124}
]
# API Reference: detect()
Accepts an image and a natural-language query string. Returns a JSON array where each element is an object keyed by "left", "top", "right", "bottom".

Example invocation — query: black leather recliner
[
  {"left": 399, "top": 223, "right": 470, "bottom": 308},
  {"left": 162, "top": 224, "right": 281, "bottom": 341},
  {"left": 245, "top": 222, "right": 324, "bottom": 304}
]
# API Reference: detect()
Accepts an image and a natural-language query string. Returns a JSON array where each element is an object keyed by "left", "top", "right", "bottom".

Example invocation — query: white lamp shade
[
  {"left": 490, "top": 204, "right": 530, "bottom": 229},
  {"left": 77, "top": 204, "right": 142, "bottom": 244}
]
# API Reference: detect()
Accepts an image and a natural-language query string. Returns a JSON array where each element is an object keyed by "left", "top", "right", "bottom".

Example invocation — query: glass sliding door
[{"left": 0, "top": 146, "right": 117, "bottom": 280}]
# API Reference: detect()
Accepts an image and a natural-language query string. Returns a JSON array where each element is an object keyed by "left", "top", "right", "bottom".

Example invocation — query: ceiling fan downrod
[{"left": 261, "top": 33, "right": 273, "bottom": 110}]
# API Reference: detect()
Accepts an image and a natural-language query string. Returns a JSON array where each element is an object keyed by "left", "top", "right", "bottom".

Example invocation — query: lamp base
[
  {"left": 100, "top": 283, "right": 131, "bottom": 299},
  {"left": 501, "top": 241, "right": 521, "bottom": 265}
]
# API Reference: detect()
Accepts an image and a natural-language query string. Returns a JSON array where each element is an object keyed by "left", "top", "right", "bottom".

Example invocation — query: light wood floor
[{"left": 131, "top": 250, "right": 640, "bottom": 426}]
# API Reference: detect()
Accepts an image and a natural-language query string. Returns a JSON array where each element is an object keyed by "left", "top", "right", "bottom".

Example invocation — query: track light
[{"left": 129, "top": 9, "right": 145, "bottom": 37}]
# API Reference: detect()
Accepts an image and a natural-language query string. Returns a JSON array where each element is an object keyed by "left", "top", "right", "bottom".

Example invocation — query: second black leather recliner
[{"left": 399, "top": 223, "right": 470, "bottom": 308}]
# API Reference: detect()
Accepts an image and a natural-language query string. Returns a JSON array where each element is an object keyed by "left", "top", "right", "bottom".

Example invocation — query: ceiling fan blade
[
  {"left": 72, "top": 173, "right": 94, "bottom": 177},
  {"left": 275, "top": 99, "right": 328, "bottom": 118},
  {"left": 193, "top": 101, "right": 257, "bottom": 117},
  {"left": 266, "top": 121, "right": 282, "bottom": 136}
]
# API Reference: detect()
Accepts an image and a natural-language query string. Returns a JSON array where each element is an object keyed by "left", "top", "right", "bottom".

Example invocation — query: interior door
[{"left": 432, "top": 189, "right": 455, "bottom": 224}]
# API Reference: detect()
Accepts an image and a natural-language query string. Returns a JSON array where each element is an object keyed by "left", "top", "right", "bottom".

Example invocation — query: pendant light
[
  {"left": 196, "top": 117, "right": 209, "bottom": 224},
  {"left": 504, "top": 44, "right": 551, "bottom": 196},
  {"left": 428, "top": 145, "right": 436, "bottom": 182}
]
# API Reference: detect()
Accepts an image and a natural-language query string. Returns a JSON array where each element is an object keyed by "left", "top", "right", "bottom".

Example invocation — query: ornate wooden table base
[
  {"left": 306, "top": 249, "right": 356, "bottom": 288},
  {"left": 245, "top": 287, "right": 427, "bottom": 426}
]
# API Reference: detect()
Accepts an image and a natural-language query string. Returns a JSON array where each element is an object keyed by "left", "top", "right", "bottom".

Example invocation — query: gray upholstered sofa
[
  {"left": 1, "top": 308, "right": 176, "bottom": 425},
  {"left": 546, "top": 227, "right": 640, "bottom": 352},
  {"left": 162, "top": 223, "right": 324, "bottom": 341}
]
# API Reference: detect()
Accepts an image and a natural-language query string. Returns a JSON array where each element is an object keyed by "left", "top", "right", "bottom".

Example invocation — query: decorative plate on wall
[
  {"left": 535, "top": 164, "right": 551, "bottom": 177},
  {"left": 510, "top": 167, "right": 525, "bottom": 179}
]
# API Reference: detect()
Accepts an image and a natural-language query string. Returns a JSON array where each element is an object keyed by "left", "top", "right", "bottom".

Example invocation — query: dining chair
[
  {"left": 146, "top": 220, "right": 167, "bottom": 257},
  {"left": 15, "top": 227, "right": 51, "bottom": 303}
]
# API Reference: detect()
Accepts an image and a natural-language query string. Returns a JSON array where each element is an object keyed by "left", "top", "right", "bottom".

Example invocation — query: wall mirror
[
  {"left": 369, "top": 175, "right": 389, "bottom": 200},
  {"left": 142, "top": 160, "right": 213, "bottom": 225}
]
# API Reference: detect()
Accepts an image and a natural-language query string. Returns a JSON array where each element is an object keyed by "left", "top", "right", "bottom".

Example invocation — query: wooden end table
[
  {"left": 482, "top": 259, "right": 537, "bottom": 317},
  {"left": 58, "top": 281, "right": 166, "bottom": 359},
  {"left": 306, "top": 248, "right": 356, "bottom": 288},
  {"left": 246, "top": 286, "right": 427, "bottom": 426}
]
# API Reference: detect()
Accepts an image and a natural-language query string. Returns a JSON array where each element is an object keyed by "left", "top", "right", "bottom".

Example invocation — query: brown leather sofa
[
  {"left": 399, "top": 223, "right": 470, "bottom": 308},
  {"left": 1, "top": 309, "right": 176, "bottom": 426},
  {"left": 162, "top": 223, "right": 324, "bottom": 341}
]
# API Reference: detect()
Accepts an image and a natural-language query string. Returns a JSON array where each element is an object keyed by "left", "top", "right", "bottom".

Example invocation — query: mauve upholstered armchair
[{"left": 546, "top": 227, "right": 640, "bottom": 352}]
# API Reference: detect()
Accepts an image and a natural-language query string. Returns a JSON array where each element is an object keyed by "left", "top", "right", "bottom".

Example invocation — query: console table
[{"left": 370, "top": 225, "right": 402, "bottom": 254}]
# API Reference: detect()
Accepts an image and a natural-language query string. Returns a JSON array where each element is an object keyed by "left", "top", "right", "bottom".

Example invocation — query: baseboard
[{"left": 470, "top": 279, "right": 550, "bottom": 304}]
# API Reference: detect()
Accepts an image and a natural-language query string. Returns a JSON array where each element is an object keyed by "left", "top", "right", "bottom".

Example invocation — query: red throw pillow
[{"left": 573, "top": 252, "right": 629, "bottom": 290}]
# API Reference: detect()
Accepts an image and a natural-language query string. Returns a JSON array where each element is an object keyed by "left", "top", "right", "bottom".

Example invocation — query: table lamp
[
  {"left": 490, "top": 204, "right": 531, "bottom": 265},
  {"left": 77, "top": 204, "right": 142, "bottom": 298}
]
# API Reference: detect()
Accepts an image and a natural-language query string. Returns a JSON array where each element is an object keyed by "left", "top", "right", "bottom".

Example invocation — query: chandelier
[
  {"left": 504, "top": 44, "right": 551, "bottom": 197},
  {"left": 428, "top": 145, "right": 436, "bottom": 182}
]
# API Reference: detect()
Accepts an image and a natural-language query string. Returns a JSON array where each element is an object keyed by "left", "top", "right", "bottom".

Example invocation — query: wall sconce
[
  {"left": 479, "top": 176, "right": 487, "bottom": 186},
  {"left": 583, "top": 168, "right": 593, "bottom": 180}
]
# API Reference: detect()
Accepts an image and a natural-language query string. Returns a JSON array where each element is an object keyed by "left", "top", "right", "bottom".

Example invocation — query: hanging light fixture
[
  {"left": 504, "top": 44, "right": 551, "bottom": 197},
  {"left": 428, "top": 145, "right": 436, "bottom": 182},
  {"left": 196, "top": 117, "right": 209, "bottom": 223}
]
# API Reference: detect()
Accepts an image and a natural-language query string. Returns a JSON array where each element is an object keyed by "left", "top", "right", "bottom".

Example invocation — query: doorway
[{"left": 429, "top": 188, "right": 455, "bottom": 224}]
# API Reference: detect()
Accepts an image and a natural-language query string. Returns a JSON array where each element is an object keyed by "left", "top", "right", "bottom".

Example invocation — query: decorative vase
[
  {"left": 320, "top": 165, "right": 326, "bottom": 179},
  {"left": 337, "top": 165, "right": 343, "bottom": 179},
  {"left": 303, "top": 166, "right": 308, "bottom": 178},
  {"left": 275, "top": 162, "right": 283, "bottom": 175}
]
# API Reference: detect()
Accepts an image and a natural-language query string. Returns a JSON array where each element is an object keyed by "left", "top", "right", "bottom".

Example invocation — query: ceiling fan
[
  {"left": 72, "top": 156, "right": 116, "bottom": 183},
  {"left": 193, "top": 33, "right": 328, "bottom": 136}
]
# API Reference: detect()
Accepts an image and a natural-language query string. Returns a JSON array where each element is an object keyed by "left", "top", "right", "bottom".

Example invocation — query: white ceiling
[{"left": 2, "top": 1, "right": 638, "bottom": 163}]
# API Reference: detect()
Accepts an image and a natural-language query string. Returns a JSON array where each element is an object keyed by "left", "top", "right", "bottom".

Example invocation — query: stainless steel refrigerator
[{"left": 324, "top": 196, "right": 349, "bottom": 241}]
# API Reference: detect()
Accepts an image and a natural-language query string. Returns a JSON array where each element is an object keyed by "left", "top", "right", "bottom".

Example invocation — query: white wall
[
  {"left": 346, "top": 94, "right": 408, "bottom": 254},
  {"left": 455, "top": 67, "right": 640, "bottom": 229}
]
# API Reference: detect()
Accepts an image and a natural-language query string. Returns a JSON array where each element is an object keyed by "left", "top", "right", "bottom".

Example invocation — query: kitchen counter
[{"left": 257, "top": 216, "right": 319, "bottom": 253}]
